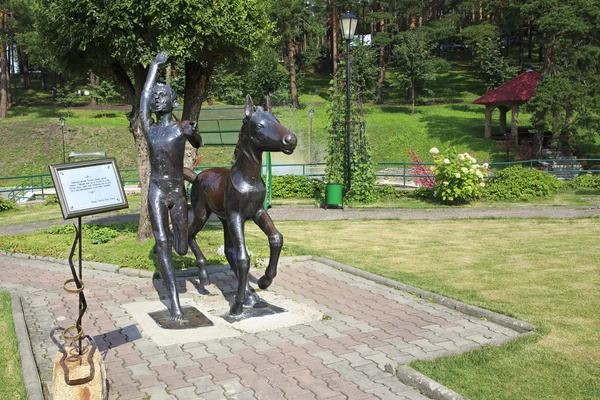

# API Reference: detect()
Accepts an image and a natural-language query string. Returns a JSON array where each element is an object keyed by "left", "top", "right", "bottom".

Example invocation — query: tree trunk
[
  {"left": 0, "top": 11, "right": 8, "bottom": 118},
  {"left": 375, "top": 5, "right": 386, "bottom": 104},
  {"left": 533, "top": 131, "right": 543, "bottom": 158},
  {"left": 528, "top": 20, "right": 533, "bottom": 60},
  {"left": 411, "top": 83, "right": 415, "bottom": 115},
  {"left": 40, "top": 68, "right": 46, "bottom": 91},
  {"left": 332, "top": 0, "right": 338, "bottom": 76},
  {"left": 113, "top": 62, "right": 153, "bottom": 241},
  {"left": 182, "top": 59, "right": 214, "bottom": 170},
  {"left": 287, "top": 39, "right": 299, "bottom": 108},
  {"left": 89, "top": 70, "right": 98, "bottom": 106},
  {"left": 18, "top": 47, "right": 30, "bottom": 89}
]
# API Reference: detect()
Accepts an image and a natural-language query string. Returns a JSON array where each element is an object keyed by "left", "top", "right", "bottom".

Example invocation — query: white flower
[
  {"left": 483, "top": 162, "right": 489, "bottom": 168},
  {"left": 429, "top": 147, "right": 439, "bottom": 155},
  {"left": 458, "top": 154, "right": 465, "bottom": 160},
  {"left": 461, "top": 167, "right": 468, "bottom": 173},
  {"left": 476, "top": 170, "right": 483, "bottom": 178},
  {"left": 455, "top": 173, "right": 461, "bottom": 178},
  {"left": 479, "top": 182, "right": 486, "bottom": 187},
  {"left": 444, "top": 158, "right": 450, "bottom": 164}
]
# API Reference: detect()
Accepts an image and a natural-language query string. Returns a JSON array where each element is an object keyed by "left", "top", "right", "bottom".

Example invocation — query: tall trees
[
  {"left": 392, "top": 28, "right": 447, "bottom": 115},
  {"left": 523, "top": 0, "right": 600, "bottom": 155},
  {"left": 0, "top": 9, "right": 8, "bottom": 118},
  {"left": 34, "top": 0, "right": 271, "bottom": 239},
  {"left": 272, "top": 0, "right": 307, "bottom": 108}
]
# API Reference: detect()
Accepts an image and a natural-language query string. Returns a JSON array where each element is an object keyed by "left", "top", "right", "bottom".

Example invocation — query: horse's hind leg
[
  {"left": 188, "top": 205, "right": 211, "bottom": 285},
  {"left": 253, "top": 209, "right": 283, "bottom": 290},
  {"left": 220, "top": 218, "right": 261, "bottom": 307}
]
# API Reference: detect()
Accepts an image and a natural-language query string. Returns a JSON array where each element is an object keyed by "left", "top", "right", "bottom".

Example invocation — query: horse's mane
[
  {"left": 233, "top": 106, "right": 266, "bottom": 158},
  {"left": 233, "top": 116, "right": 249, "bottom": 159}
]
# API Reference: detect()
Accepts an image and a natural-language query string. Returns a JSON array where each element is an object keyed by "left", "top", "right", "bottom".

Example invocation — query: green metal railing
[{"left": 2, "top": 158, "right": 599, "bottom": 203}]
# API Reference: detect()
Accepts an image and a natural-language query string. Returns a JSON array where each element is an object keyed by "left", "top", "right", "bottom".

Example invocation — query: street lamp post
[
  {"left": 308, "top": 108, "right": 314, "bottom": 164},
  {"left": 340, "top": 12, "right": 357, "bottom": 191},
  {"left": 59, "top": 117, "right": 66, "bottom": 163}
]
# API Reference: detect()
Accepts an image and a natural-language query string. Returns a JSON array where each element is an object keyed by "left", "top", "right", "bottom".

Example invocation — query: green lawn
[
  {"left": 0, "top": 217, "right": 598, "bottom": 399},
  {"left": 0, "top": 194, "right": 143, "bottom": 227},
  {"left": 0, "top": 292, "right": 26, "bottom": 400}
]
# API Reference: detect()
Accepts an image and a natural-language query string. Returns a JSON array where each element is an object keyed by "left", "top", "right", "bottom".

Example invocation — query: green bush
[
  {"left": 430, "top": 148, "right": 488, "bottom": 204},
  {"left": 43, "top": 195, "right": 60, "bottom": 206},
  {"left": 271, "top": 175, "right": 316, "bottom": 199},
  {"left": 487, "top": 166, "right": 563, "bottom": 201},
  {"left": 374, "top": 185, "right": 401, "bottom": 200},
  {"left": 42, "top": 224, "right": 119, "bottom": 244},
  {"left": 0, "top": 197, "right": 16, "bottom": 212},
  {"left": 566, "top": 174, "right": 600, "bottom": 190}
]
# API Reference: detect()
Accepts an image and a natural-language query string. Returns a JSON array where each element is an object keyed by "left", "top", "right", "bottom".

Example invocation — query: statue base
[
  {"left": 149, "top": 306, "right": 214, "bottom": 330},
  {"left": 222, "top": 302, "right": 286, "bottom": 323},
  {"left": 52, "top": 344, "right": 107, "bottom": 400}
]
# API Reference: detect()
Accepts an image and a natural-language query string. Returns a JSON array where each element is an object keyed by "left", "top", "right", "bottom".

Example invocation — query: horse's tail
[{"left": 183, "top": 167, "right": 197, "bottom": 183}]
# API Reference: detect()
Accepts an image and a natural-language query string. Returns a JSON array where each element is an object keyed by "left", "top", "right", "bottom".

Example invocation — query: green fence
[{"left": 2, "top": 158, "right": 599, "bottom": 202}]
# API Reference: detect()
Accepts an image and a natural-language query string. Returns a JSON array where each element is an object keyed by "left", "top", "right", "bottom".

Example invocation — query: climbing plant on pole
[{"left": 325, "top": 53, "right": 377, "bottom": 203}]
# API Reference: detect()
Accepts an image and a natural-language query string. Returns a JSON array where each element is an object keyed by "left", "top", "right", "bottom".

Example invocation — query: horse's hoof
[
  {"left": 229, "top": 302, "right": 243, "bottom": 316},
  {"left": 243, "top": 292, "right": 261, "bottom": 307},
  {"left": 258, "top": 276, "right": 272, "bottom": 290},
  {"left": 198, "top": 270, "right": 211, "bottom": 286}
]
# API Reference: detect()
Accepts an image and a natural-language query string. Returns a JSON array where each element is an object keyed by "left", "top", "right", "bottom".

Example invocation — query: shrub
[
  {"left": 487, "top": 165, "right": 563, "bottom": 201},
  {"left": 566, "top": 174, "right": 600, "bottom": 190},
  {"left": 271, "top": 175, "right": 316, "bottom": 199},
  {"left": 42, "top": 223, "right": 119, "bottom": 244},
  {"left": 374, "top": 185, "right": 400, "bottom": 200},
  {"left": 44, "top": 195, "right": 60, "bottom": 206},
  {"left": 430, "top": 148, "right": 488, "bottom": 204},
  {"left": 0, "top": 197, "right": 16, "bottom": 212}
]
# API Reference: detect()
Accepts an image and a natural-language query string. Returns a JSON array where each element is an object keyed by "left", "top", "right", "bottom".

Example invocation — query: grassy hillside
[{"left": 0, "top": 56, "right": 523, "bottom": 178}]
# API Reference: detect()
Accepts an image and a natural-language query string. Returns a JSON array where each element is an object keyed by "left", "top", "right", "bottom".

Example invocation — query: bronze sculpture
[
  {"left": 184, "top": 95, "right": 297, "bottom": 316},
  {"left": 141, "top": 51, "right": 202, "bottom": 321}
]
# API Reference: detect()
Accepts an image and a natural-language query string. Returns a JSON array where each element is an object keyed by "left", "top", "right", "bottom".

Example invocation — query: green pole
[{"left": 263, "top": 152, "right": 272, "bottom": 209}]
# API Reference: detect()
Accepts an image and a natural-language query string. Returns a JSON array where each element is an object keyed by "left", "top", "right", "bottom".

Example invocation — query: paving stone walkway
[{"left": 1, "top": 253, "right": 522, "bottom": 399}]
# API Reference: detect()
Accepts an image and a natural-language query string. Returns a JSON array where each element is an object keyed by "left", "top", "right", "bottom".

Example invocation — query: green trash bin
[{"left": 325, "top": 183, "right": 343, "bottom": 209}]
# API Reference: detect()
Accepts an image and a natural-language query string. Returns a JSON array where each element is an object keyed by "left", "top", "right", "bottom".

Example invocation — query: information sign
[{"left": 49, "top": 158, "right": 128, "bottom": 219}]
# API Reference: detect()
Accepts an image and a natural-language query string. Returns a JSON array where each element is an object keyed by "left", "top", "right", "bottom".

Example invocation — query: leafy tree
[
  {"left": 243, "top": 46, "right": 289, "bottom": 105},
  {"left": 392, "top": 28, "right": 448, "bottom": 115},
  {"left": 55, "top": 83, "right": 78, "bottom": 117},
  {"left": 33, "top": 0, "right": 271, "bottom": 239},
  {"left": 460, "top": 22, "right": 499, "bottom": 51},
  {"left": 350, "top": 43, "right": 379, "bottom": 102},
  {"left": 89, "top": 80, "right": 120, "bottom": 117},
  {"left": 522, "top": 0, "right": 600, "bottom": 156},
  {"left": 474, "top": 37, "right": 518, "bottom": 92}
]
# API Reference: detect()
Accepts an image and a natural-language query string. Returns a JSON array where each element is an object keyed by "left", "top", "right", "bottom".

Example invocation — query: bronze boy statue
[{"left": 141, "top": 51, "right": 202, "bottom": 321}]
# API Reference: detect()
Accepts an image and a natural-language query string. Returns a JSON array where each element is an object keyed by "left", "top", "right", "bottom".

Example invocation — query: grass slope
[{"left": 0, "top": 56, "right": 523, "bottom": 178}]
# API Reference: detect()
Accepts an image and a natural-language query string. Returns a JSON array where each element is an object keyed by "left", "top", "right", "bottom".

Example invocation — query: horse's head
[{"left": 243, "top": 95, "right": 297, "bottom": 155}]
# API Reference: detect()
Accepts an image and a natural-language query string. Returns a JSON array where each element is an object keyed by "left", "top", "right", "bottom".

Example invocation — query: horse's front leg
[
  {"left": 227, "top": 214, "right": 250, "bottom": 316},
  {"left": 253, "top": 209, "right": 283, "bottom": 290}
]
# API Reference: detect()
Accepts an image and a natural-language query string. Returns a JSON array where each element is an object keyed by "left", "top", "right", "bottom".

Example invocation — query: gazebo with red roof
[{"left": 473, "top": 70, "right": 542, "bottom": 141}]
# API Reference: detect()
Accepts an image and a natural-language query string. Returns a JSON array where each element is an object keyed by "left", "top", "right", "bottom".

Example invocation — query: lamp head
[{"left": 340, "top": 12, "right": 358, "bottom": 41}]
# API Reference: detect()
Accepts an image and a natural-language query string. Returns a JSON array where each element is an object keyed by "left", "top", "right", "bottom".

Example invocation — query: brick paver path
[{"left": 1, "top": 254, "right": 522, "bottom": 399}]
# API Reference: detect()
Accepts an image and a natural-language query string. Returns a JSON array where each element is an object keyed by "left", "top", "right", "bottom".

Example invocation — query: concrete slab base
[{"left": 122, "top": 288, "right": 322, "bottom": 347}]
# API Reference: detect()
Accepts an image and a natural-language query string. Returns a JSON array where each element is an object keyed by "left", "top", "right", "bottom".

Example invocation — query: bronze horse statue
[{"left": 183, "top": 95, "right": 297, "bottom": 316}]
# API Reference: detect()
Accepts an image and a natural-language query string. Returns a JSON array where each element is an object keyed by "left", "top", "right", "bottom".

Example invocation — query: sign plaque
[{"left": 49, "top": 158, "right": 128, "bottom": 219}]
